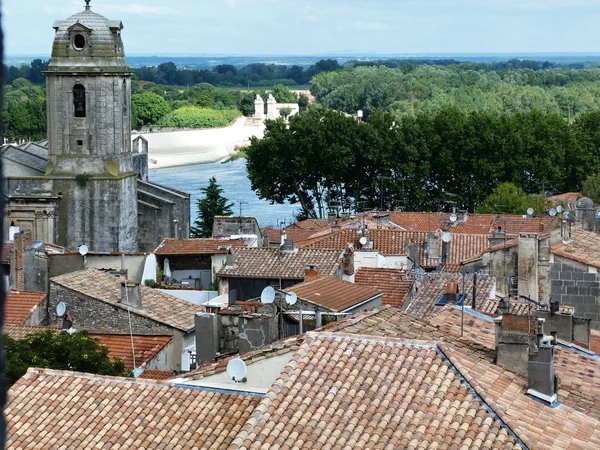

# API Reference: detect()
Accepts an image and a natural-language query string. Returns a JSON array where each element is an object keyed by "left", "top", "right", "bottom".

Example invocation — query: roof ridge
[{"left": 308, "top": 330, "right": 437, "bottom": 347}]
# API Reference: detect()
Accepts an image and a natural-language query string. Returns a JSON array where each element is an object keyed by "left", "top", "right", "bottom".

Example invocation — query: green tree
[
  {"left": 191, "top": 177, "right": 234, "bottom": 237},
  {"left": 476, "top": 182, "right": 546, "bottom": 215},
  {"left": 4, "top": 330, "right": 126, "bottom": 386},
  {"left": 131, "top": 91, "right": 171, "bottom": 128},
  {"left": 271, "top": 84, "right": 297, "bottom": 103},
  {"left": 582, "top": 174, "right": 600, "bottom": 204}
]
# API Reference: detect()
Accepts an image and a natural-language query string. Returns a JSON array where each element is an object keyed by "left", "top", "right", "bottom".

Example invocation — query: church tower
[{"left": 45, "top": 1, "right": 137, "bottom": 251}]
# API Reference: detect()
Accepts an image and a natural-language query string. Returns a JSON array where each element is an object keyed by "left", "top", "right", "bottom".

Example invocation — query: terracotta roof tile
[
  {"left": 285, "top": 276, "right": 381, "bottom": 312},
  {"left": 138, "top": 369, "right": 175, "bottom": 380},
  {"left": 287, "top": 219, "right": 330, "bottom": 231},
  {"left": 154, "top": 237, "right": 245, "bottom": 255},
  {"left": 231, "top": 332, "right": 520, "bottom": 449},
  {"left": 4, "top": 291, "right": 47, "bottom": 325},
  {"left": 1, "top": 242, "right": 13, "bottom": 264},
  {"left": 354, "top": 267, "right": 414, "bottom": 308},
  {"left": 90, "top": 334, "right": 172, "bottom": 372},
  {"left": 218, "top": 247, "right": 342, "bottom": 279},
  {"left": 551, "top": 228, "right": 600, "bottom": 268},
  {"left": 492, "top": 215, "right": 557, "bottom": 235},
  {"left": 3, "top": 325, "right": 59, "bottom": 340},
  {"left": 6, "top": 368, "right": 260, "bottom": 450},
  {"left": 407, "top": 273, "right": 497, "bottom": 319},
  {"left": 51, "top": 269, "right": 202, "bottom": 331}
]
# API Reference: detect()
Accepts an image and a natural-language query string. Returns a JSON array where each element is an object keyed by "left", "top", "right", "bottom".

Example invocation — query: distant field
[{"left": 222, "top": 84, "right": 311, "bottom": 92}]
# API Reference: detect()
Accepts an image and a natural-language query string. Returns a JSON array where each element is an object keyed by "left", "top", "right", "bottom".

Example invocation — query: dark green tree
[
  {"left": 191, "top": 177, "right": 234, "bottom": 237},
  {"left": 582, "top": 174, "right": 600, "bottom": 204},
  {"left": 271, "top": 84, "right": 297, "bottom": 103},
  {"left": 131, "top": 91, "right": 171, "bottom": 128},
  {"left": 4, "top": 330, "right": 126, "bottom": 386},
  {"left": 476, "top": 182, "right": 546, "bottom": 215}
]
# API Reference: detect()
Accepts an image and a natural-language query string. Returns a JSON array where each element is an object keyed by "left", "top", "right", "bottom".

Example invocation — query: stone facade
[{"left": 550, "top": 258, "right": 600, "bottom": 329}]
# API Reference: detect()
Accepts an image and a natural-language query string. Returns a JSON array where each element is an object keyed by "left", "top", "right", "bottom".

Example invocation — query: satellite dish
[
  {"left": 226, "top": 358, "right": 247, "bottom": 382},
  {"left": 549, "top": 208, "right": 557, "bottom": 217},
  {"left": 441, "top": 232, "right": 452, "bottom": 243},
  {"left": 557, "top": 205, "right": 564, "bottom": 213},
  {"left": 285, "top": 292, "right": 297, "bottom": 306},
  {"left": 564, "top": 211, "right": 570, "bottom": 219},
  {"left": 260, "top": 286, "right": 275, "bottom": 304},
  {"left": 449, "top": 213, "right": 458, "bottom": 223},
  {"left": 359, "top": 236, "right": 368, "bottom": 246},
  {"left": 78, "top": 244, "right": 89, "bottom": 256},
  {"left": 56, "top": 302, "right": 66, "bottom": 317},
  {"left": 527, "top": 208, "right": 534, "bottom": 216}
]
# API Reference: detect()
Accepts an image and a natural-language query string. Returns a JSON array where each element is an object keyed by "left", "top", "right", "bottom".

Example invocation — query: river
[{"left": 149, "top": 158, "right": 298, "bottom": 229}]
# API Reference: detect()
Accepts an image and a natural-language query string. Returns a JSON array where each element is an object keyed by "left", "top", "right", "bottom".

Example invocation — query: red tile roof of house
[
  {"left": 231, "top": 332, "right": 520, "bottom": 449},
  {"left": 4, "top": 291, "right": 47, "bottom": 325},
  {"left": 406, "top": 273, "right": 497, "bottom": 319},
  {"left": 551, "top": 228, "right": 600, "bottom": 268},
  {"left": 51, "top": 269, "right": 202, "bottom": 331},
  {"left": 3, "top": 325, "right": 58, "bottom": 340},
  {"left": 218, "top": 247, "right": 343, "bottom": 280},
  {"left": 6, "top": 368, "right": 261, "bottom": 450},
  {"left": 492, "top": 215, "right": 557, "bottom": 235},
  {"left": 154, "top": 238, "right": 245, "bottom": 255},
  {"left": 354, "top": 267, "right": 414, "bottom": 308},
  {"left": 89, "top": 334, "right": 172, "bottom": 372},
  {"left": 287, "top": 218, "right": 330, "bottom": 231},
  {"left": 285, "top": 276, "right": 382, "bottom": 312},
  {"left": 1, "top": 242, "right": 13, "bottom": 264},
  {"left": 138, "top": 369, "right": 175, "bottom": 381}
]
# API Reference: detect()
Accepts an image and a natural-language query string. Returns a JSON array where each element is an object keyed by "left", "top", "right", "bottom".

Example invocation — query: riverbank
[{"left": 133, "top": 117, "right": 264, "bottom": 169}]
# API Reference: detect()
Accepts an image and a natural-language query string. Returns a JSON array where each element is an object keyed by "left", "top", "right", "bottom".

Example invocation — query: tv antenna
[
  {"left": 238, "top": 200, "right": 248, "bottom": 217},
  {"left": 226, "top": 358, "right": 248, "bottom": 383}
]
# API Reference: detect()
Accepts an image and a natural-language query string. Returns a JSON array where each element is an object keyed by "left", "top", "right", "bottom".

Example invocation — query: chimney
[
  {"left": 426, "top": 233, "right": 440, "bottom": 259},
  {"left": 446, "top": 282, "right": 459, "bottom": 304},
  {"left": 305, "top": 264, "right": 320, "bottom": 282},
  {"left": 261, "top": 231, "right": 270, "bottom": 247},
  {"left": 226, "top": 248, "right": 236, "bottom": 267},
  {"left": 495, "top": 314, "right": 558, "bottom": 405},
  {"left": 120, "top": 281, "right": 143, "bottom": 309},
  {"left": 12, "top": 231, "right": 31, "bottom": 291},
  {"left": 280, "top": 238, "right": 296, "bottom": 253}
]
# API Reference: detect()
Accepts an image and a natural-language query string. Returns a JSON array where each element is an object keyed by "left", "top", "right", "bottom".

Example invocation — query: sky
[{"left": 4, "top": 0, "right": 600, "bottom": 56}]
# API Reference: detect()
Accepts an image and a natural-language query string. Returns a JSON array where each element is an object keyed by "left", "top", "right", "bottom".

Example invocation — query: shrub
[{"left": 157, "top": 107, "right": 241, "bottom": 128}]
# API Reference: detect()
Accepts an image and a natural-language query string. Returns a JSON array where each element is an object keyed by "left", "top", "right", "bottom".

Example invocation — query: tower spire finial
[{"left": 85, "top": 0, "right": 91, "bottom": 10}]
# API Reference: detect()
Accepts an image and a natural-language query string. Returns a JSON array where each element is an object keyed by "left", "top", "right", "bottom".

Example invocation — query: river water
[{"left": 149, "top": 158, "right": 298, "bottom": 229}]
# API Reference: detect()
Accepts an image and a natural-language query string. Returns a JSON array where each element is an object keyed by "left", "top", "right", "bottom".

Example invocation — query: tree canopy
[
  {"left": 4, "top": 330, "right": 126, "bottom": 385},
  {"left": 191, "top": 177, "right": 234, "bottom": 237}
]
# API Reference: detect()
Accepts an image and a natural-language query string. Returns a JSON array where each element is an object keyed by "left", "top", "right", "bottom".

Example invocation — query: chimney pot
[{"left": 120, "top": 281, "right": 143, "bottom": 309}]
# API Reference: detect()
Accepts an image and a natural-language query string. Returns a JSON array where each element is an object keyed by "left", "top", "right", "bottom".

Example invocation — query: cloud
[
  {"left": 355, "top": 21, "right": 388, "bottom": 31},
  {"left": 304, "top": 15, "right": 318, "bottom": 22}
]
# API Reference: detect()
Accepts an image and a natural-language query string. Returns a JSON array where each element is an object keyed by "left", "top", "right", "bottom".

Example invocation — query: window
[
  {"left": 77, "top": 140, "right": 83, "bottom": 146},
  {"left": 73, "top": 84, "right": 86, "bottom": 118},
  {"left": 435, "top": 293, "right": 466, "bottom": 307},
  {"left": 73, "top": 34, "right": 86, "bottom": 50}
]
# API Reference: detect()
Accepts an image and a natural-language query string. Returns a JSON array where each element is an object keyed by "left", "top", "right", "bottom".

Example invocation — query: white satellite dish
[
  {"left": 359, "top": 236, "right": 368, "bottom": 246},
  {"left": 261, "top": 286, "right": 275, "bottom": 304},
  {"left": 549, "top": 208, "right": 557, "bottom": 217},
  {"left": 563, "top": 211, "right": 570, "bottom": 219},
  {"left": 441, "top": 232, "right": 452, "bottom": 243},
  {"left": 449, "top": 213, "right": 458, "bottom": 223},
  {"left": 226, "top": 358, "right": 248, "bottom": 383},
  {"left": 56, "top": 302, "right": 66, "bottom": 317},
  {"left": 286, "top": 292, "right": 298, "bottom": 306},
  {"left": 557, "top": 205, "right": 564, "bottom": 213},
  {"left": 78, "top": 244, "right": 89, "bottom": 256},
  {"left": 527, "top": 208, "right": 534, "bottom": 216}
]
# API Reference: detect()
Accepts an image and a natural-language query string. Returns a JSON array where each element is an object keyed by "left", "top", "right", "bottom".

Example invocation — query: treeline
[
  {"left": 347, "top": 58, "right": 586, "bottom": 71},
  {"left": 133, "top": 59, "right": 340, "bottom": 87},
  {"left": 311, "top": 65, "right": 600, "bottom": 118},
  {"left": 3, "top": 78, "right": 46, "bottom": 141},
  {"left": 246, "top": 108, "right": 600, "bottom": 219},
  {"left": 4, "top": 59, "right": 49, "bottom": 85}
]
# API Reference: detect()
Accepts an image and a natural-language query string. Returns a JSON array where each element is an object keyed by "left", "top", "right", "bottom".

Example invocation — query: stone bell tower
[{"left": 45, "top": 1, "right": 137, "bottom": 251}]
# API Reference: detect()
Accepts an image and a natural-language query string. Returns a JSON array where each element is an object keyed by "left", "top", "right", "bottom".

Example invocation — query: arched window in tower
[{"left": 73, "top": 84, "right": 86, "bottom": 118}]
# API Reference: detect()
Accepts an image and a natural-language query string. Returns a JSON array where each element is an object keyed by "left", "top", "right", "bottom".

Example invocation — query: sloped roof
[
  {"left": 218, "top": 247, "right": 342, "bottom": 279},
  {"left": 3, "top": 325, "right": 58, "bottom": 340},
  {"left": 50, "top": 269, "right": 202, "bottom": 331},
  {"left": 5, "top": 291, "right": 47, "bottom": 325},
  {"left": 285, "top": 276, "right": 382, "bottom": 312},
  {"left": 6, "top": 368, "right": 260, "bottom": 450},
  {"left": 91, "top": 334, "right": 172, "bottom": 372},
  {"left": 231, "top": 332, "right": 520, "bottom": 449},
  {"left": 154, "top": 238, "right": 245, "bottom": 255},
  {"left": 551, "top": 228, "right": 600, "bottom": 268},
  {"left": 492, "top": 215, "right": 557, "bottom": 235},
  {"left": 287, "top": 218, "right": 330, "bottom": 231},
  {"left": 406, "top": 273, "right": 496, "bottom": 319},
  {"left": 138, "top": 369, "right": 175, "bottom": 381},
  {"left": 354, "top": 267, "right": 414, "bottom": 308}
]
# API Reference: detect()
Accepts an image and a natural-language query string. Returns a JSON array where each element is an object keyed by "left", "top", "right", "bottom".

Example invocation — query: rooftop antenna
[
  {"left": 226, "top": 358, "right": 248, "bottom": 383},
  {"left": 238, "top": 200, "right": 248, "bottom": 217},
  {"left": 549, "top": 208, "right": 557, "bottom": 217}
]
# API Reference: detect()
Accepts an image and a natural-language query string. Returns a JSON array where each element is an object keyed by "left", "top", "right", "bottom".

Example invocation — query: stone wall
[
  {"left": 550, "top": 258, "right": 600, "bottom": 329},
  {"left": 48, "top": 283, "right": 185, "bottom": 370},
  {"left": 238, "top": 314, "right": 279, "bottom": 355}
]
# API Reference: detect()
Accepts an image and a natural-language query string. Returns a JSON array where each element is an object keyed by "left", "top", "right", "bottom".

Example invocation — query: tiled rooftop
[
  {"left": 138, "top": 369, "right": 175, "bottom": 381},
  {"left": 51, "top": 269, "right": 202, "bottom": 331},
  {"left": 406, "top": 273, "right": 497, "bottom": 319},
  {"left": 4, "top": 291, "right": 47, "bottom": 325},
  {"left": 231, "top": 332, "right": 520, "bottom": 449},
  {"left": 154, "top": 237, "right": 245, "bottom": 255},
  {"left": 285, "top": 276, "right": 382, "bottom": 312},
  {"left": 551, "top": 228, "right": 600, "bottom": 268},
  {"left": 287, "top": 218, "right": 330, "bottom": 231},
  {"left": 90, "top": 334, "right": 172, "bottom": 372},
  {"left": 3, "top": 325, "right": 58, "bottom": 340},
  {"left": 218, "top": 247, "right": 342, "bottom": 279},
  {"left": 6, "top": 368, "right": 261, "bottom": 450},
  {"left": 354, "top": 267, "right": 414, "bottom": 308}
]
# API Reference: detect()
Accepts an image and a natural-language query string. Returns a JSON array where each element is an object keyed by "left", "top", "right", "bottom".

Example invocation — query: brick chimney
[
  {"left": 305, "top": 264, "right": 320, "bottom": 282},
  {"left": 12, "top": 230, "right": 32, "bottom": 291},
  {"left": 120, "top": 281, "right": 143, "bottom": 309}
]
